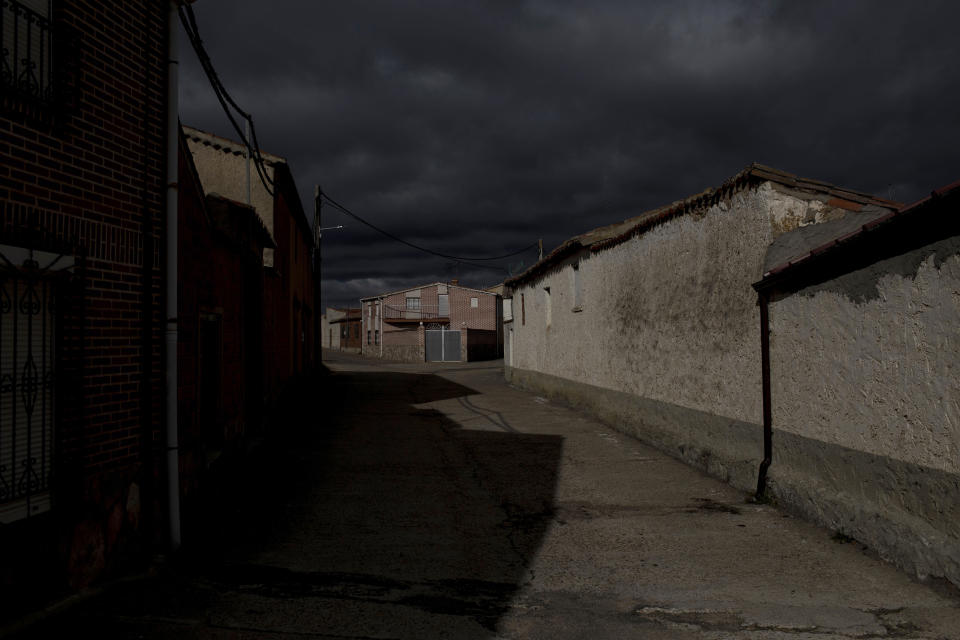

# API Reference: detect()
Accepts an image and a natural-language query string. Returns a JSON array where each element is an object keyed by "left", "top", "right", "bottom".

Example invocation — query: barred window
[
  {"left": 0, "top": 244, "right": 73, "bottom": 523},
  {"left": 1, "top": 1, "right": 54, "bottom": 103}
]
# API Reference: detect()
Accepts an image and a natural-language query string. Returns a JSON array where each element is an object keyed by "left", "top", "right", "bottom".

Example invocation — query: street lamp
[{"left": 318, "top": 224, "right": 344, "bottom": 238}]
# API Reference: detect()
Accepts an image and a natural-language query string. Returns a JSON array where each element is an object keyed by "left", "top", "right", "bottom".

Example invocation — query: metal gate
[{"left": 424, "top": 327, "right": 460, "bottom": 362}]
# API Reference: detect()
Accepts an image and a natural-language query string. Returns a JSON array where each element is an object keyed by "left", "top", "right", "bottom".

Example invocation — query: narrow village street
[{"left": 14, "top": 351, "right": 960, "bottom": 639}]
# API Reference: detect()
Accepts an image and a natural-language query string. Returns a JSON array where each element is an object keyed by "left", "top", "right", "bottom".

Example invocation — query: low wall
[
  {"left": 765, "top": 239, "right": 960, "bottom": 585},
  {"left": 768, "top": 432, "right": 960, "bottom": 585},
  {"left": 504, "top": 366, "right": 762, "bottom": 492},
  {"left": 380, "top": 344, "right": 423, "bottom": 363},
  {"left": 505, "top": 363, "right": 960, "bottom": 586}
]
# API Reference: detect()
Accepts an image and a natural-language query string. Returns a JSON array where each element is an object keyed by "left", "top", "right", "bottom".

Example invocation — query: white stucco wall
[
  {"left": 764, "top": 235, "right": 960, "bottom": 585},
  {"left": 510, "top": 182, "right": 828, "bottom": 425},
  {"left": 769, "top": 250, "right": 960, "bottom": 474},
  {"left": 322, "top": 307, "right": 346, "bottom": 349}
]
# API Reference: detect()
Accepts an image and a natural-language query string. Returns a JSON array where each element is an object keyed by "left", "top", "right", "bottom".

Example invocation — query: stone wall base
[{"left": 505, "top": 365, "right": 960, "bottom": 587}]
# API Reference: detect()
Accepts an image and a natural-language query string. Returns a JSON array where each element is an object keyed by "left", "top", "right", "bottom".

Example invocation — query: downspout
[
  {"left": 379, "top": 296, "right": 383, "bottom": 358},
  {"left": 164, "top": 0, "right": 181, "bottom": 550},
  {"left": 139, "top": 0, "right": 157, "bottom": 545},
  {"left": 754, "top": 290, "right": 772, "bottom": 500}
]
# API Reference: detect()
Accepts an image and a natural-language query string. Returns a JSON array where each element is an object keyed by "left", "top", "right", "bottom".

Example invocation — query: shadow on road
[{"left": 17, "top": 368, "right": 563, "bottom": 638}]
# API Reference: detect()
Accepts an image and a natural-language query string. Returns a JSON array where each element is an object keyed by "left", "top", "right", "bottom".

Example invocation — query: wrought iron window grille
[
  {"left": 1, "top": 0, "right": 79, "bottom": 124},
  {"left": 0, "top": 242, "right": 74, "bottom": 523}
]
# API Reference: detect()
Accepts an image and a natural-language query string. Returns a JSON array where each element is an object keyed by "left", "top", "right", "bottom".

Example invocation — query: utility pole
[
  {"left": 313, "top": 185, "right": 344, "bottom": 364},
  {"left": 314, "top": 185, "right": 321, "bottom": 364},
  {"left": 245, "top": 119, "right": 251, "bottom": 206}
]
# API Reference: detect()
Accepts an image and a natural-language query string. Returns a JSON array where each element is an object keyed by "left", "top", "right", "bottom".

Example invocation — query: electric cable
[
  {"left": 320, "top": 190, "right": 538, "bottom": 266},
  {"left": 178, "top": 3, "right": 275, "bottom": 195}
]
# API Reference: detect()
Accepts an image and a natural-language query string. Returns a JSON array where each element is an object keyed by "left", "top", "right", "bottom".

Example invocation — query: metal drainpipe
[
  {"left": 139, "top": 0, "right": 157, "bottom": 545},
  {"left": 755, "top": 290, "right": 772, "bottom": 500},
  {"left": 164, "top": 0, "right": 181, "bottom": 550},
  {"left": 379, "top": 297, "right": 383, "bottom": 358}
]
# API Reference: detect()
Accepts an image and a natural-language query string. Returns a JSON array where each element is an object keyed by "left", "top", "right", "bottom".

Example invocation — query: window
[
  {"left": 367, "top": 330, "right": 371, "bottom": 345},
  {"left": 405, "top": 297, "right": 420, "bottom": 310},
  {"left": 0, "top": 244, "right": 73, "bottom": 523},
  {"left": 341, "top": 325, "right": 347, "bottom": 339},
  {"left": 375, "top": 329, "right": 380, "bottom": 345},
  {"left": 544, "top": 287, "right": 551, "bottom": 327},
  {"left": 572, "top": 263, "right": 582, "bottom": 311},
  {"left": 470, "top": 297, "right": 478, "bottom": 308},
  {"left": 438, "top": 294, "right": 449, "bottom": 316},
  {"left": 503, "top": 298, "right": 513, "bottom": 322},
  {"left": 1, "top": 1, "right": 53, "bottom": 104}
]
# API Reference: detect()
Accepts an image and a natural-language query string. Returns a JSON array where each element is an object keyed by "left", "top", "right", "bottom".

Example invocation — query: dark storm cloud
[{"left": 179, "top": 0, "right": 960, "bottom": 309}]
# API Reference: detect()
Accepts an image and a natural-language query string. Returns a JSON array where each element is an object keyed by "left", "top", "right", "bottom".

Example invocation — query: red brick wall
[
  {"left": 448, "top": 286, "right": 496, "bottom": 330},
  {"left": 263, "top": 166, "right": 316, "bottom": 402},
  {"left": 177, "top": 146, "right": 265, "bottom": 506},
  {"left": 0, "top": 0, "right": 168, "bottom": 599}
]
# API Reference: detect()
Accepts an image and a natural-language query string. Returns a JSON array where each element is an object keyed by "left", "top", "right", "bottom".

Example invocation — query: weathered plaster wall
[
  {"left": 767, "top": 238, "right": 960, "bottom": 583},
  {"left": 322, "top": 308, "right": 346, "bottom": 349},
  {"left": 508, "top": 182, "right": 879, "bottom": 490},
  {"left": 185, "top": 138, "right": 277, "bottom": 266}
]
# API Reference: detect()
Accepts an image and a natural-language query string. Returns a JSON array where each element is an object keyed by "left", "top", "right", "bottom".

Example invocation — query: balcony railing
[
  {"left": 1, "top": 0, "right": 79, "bottom": 120},
  {"left": 382, "top": 303, "right": 448, "bottom": 322}
]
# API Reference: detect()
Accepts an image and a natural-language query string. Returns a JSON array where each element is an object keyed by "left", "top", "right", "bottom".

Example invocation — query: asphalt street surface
[{"left": 11, "top": 350, "right": 960, "bottom": 638}]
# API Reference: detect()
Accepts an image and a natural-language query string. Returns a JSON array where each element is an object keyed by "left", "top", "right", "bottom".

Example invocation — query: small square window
[{"left": 470, "top": 297, "right": 478, "bottom": 308}]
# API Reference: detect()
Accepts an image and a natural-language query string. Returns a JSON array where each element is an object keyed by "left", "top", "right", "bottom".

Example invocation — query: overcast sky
[{"left": 179, "top": 1, "right": 960, "bottom": 310}]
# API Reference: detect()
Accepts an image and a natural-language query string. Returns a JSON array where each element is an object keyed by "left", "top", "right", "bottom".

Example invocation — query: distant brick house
[
  {"left": 183, "top": 126, "right": 318, "bottom": 401},
  {"left": 323, "top": 307, "right": 361, "bottom": 352},
  {"left": 360, "top": 282, "right": 501, "bottom": 362}
]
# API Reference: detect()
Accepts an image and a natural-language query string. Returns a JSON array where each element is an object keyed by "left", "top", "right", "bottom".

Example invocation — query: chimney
[{"left": 450, "top": 279, "right": 459, "bottom": 285}]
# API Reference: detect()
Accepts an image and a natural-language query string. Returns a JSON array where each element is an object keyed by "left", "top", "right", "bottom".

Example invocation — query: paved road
[{"left": 14, "top": 351, "right": 960, "bottom": 638}]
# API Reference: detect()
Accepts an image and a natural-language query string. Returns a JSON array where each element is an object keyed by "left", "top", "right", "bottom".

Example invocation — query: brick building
[
  {"left": 360, "top": 282, "right": 501, "bottom": 362},
  {"left": 322, "top": 307, "right": 361, "bottom": 352},
  {"left": 0, "top": 0, "right": 169, "bottom": 607},
  {"left": 0, "top": 0, "right": 318, "bottom": 614},
  {"left": 183, "top": 126, "right": 318, "bottom": 402},
  {"left": 176, "top": 131, "right": 273, "bottom": 512}
]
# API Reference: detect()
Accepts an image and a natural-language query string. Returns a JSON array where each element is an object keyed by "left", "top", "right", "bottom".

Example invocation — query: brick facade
[
  {"left": 176, "top": 134, "right": 272, "bottom": 512},
  {"left": 0, "top": 1, "right": 320, "bottom": 613},
  {"left": 183, "top": 127, "right": 318, "bottom": 406},
  {"left": 0, "top": 0, "right": 168, "bottom": 608},
  {"left": 360, "top": 283, "right": 501, "bottom": 362}
]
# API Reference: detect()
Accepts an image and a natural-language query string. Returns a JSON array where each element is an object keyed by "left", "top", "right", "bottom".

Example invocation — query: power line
[
  {"left": 320, "top": 190, "right": 538, "bottom": 269},
  {"left": 178, "top": 3, "right": 275, "bottom": 195}
]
